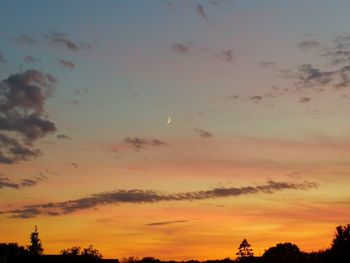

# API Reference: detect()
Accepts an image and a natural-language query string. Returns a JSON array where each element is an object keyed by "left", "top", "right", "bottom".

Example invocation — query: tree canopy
[
  {"left": 27, "top": 225, "right": 43, "bottom": 255},
  {"left": 236, "top": 238, "right": 254, "bottom": 260}
]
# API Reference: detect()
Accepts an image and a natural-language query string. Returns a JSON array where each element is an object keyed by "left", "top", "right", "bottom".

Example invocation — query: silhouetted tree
[
  {"left": 262, "top": 243, "right": 302, "bottom": 263},
  {"left": 60, "top": 246, "right": 82, "bottom": 256},
  {"left": 236, "top": 238, "right": 254, "bottom": 260},
  {"left": 0, "top": 243, "right": 28, "bottom": 257},
  {"left": 61, "top": 245, "right": 102, "bottom": 259},
  {"left": 121, "top": 256, "right": 139, "bottom": 263},
  {"left": 81, "top": 245, "right": 102, "bottom": 259},
  {"left": 140, "top": 257, "right": 161, "bottom": 263},
  {"left": 27, "top": 225, "right": 43, "bottom": 255},
  {"left": 330, "top": 224, "right": 350, "bottom": 261}
]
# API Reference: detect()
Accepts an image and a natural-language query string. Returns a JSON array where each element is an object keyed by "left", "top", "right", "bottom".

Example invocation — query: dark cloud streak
[
  {"left": 57, "top": 59, "right": 75, "bottom": 69},
  {"left": 44, "top": 32, "right": 91, "bottom": 52},
  {"left": 0, "top": 174, "right": 47, "bottom": 190},
  {"left": 172, "top": 42, "right": 192, "bottom": 55},
  {"left": 193, "top": 128, "right": 213, "bottom": 138},
  {"left": 298, "top": 40, "right": 320, "bottom": 50},
  {"left": 8, "top": 180, "right": 318, "bottom": 218},
  {"left": 196, "top": 4, "right": 209, "bottom": 23},
  {"left": 146, "top": 220, "right": 188, "bottom": 226},
  {"left": 57, "top": 134, "right": 71, "bottom": 140},
  {"left": 216, "top": 49, "right": 235, "bottom": 63},
  {"left": 123, "top": 137, "right": 165, "bottom": 149},
  {"left": 0, "top": 52, "right": 5, "bottom": 63}
]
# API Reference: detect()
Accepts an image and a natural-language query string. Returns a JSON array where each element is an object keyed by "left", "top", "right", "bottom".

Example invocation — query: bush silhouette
[
  {"left": 61, "top": 245, "right": 102, "bottom": 259},
  {"left": 262, "top": 242, "right": 303, "bottom": 263}
]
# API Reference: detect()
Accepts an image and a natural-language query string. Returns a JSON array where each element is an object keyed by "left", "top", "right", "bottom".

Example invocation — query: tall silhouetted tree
[
  {"left": 27, "top": 225, "right": 43, "bottom": 255},
  {"left": 330, "top": 224, "right": 350, "bottom": 261},
  {"left": 236, "top": 238, "right": 254, "bottom": 260}
]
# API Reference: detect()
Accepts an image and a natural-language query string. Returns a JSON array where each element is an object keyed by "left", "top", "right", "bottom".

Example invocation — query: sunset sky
[{"left": 1, "top": 0, "right": 350, "bottom": 260}]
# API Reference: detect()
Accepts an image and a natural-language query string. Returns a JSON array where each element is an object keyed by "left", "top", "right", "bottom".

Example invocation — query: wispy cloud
[
  {"left": 258, "top": 61, "right": 276, "bottom": 69},
  {"left": 123, "top": 137, "right": 166, "bottom": 150},
  {"left": 44, "top": 31, "right": 91, "bottom": 52},
  {"left": 13, "top": 32, "right": 92, "bottom": 52},
  {"left": 57, "top": 134, "right": 71, "bottom": 140},
  {"left": 299, "top": 97, "right": 311, "bottom": 103},
  {"left": 172, "top": 42, "right": 193, "bottom": 55},
  {"left": 216, "top": 49, "right": 235, "bottom": 63},
  {"left": 196, "top": 4, "right": 209, "bottom": 23},
  {"left": 249, "top": 95, "right": 263, "bottom": 103},
  {"left": 0, "top": 51, "right": 5, "bottom": 63},
  {"left": 292, "top": 64, "right": 350, "bottom": 89},
  {"left": 75, "top": 88, "right": 89, "bottom": 96},
  {"left": 0, "top": 174, "right": 47, "bottom": 190},
  {"left": 298, "top": 40, "right": 320, "bottom": 50},
  {"left": 24, "top": 56, "right": 40, "bottom": 64},
  {"left": 56, "top": 59, "right": 75, "bottom": 70},
  {"left": 8, "top": 180, "right": 318, "bottom": 218},
  {"left": 146, "top": 220, "right": 188, "bottom": 226},
  {"left": 13, "top": 34, "right": 37, "bottom": 46},
  {"left": 65, "top": 100, "right": 79, "bottom": 105},
  {"left": 193, "top": 128, "right": 213, "bottom": 138},
  {"left": 324, "top": 34, "right": 350, "bottom": 65}
]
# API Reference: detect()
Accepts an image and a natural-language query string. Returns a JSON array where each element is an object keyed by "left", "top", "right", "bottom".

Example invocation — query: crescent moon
[{"left": 167, "top": 116, "right": 171, "bottom": 124}]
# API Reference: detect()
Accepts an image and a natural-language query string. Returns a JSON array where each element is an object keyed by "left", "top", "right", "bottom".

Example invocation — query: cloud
[
  {"left": 146, "top": 220, "right": 188, "bottom": 226},
  {"left": 57, "top": 134, "right": 71, "bottom": 140},
  {"left": 7, "top": 180, "right": 318, "bottom": 218},
  {"left": 193, "top": 128, "right": 213, "bottom": 138},
  {"left": 75, "top": 88, "right": 89, "bottom": 95},
  {"left": 196, "top": 4, "right": 208, "bottom": 23},
  {"left": 13, "top": 32, "right": 92, "bottom": 52},
  {"left": 0, "top": 134, "right": 40, "bottom": 164},
  {"left": 0, "top": 173, "right": 47, "bottom": 190},
  {"left": 299, "top": 97, "right": 311, "bottom": 103},
  {"left": 298, "top": 40, "right": 320, "bottom": 50},
  {"left": 44, "top": 31, "right": 91, "bottom": 52},
  {"left": 24, "top": 56, "right": 40, "bottom": 64},
  {"left": 14, "top": 34, "right": 37, "bottom": 46},
  {"left": 0, "top": 70, "right": 57, "bottom": 164},
  {"left": 249, "top": 95, "right": 263, "bottom": 103},
  {"left": 335, "top": 66, "right": 350, "bottom": 88},
  {"left": 172, "top": 42, "right": 193, "bottom": 55},
  {"left": 57, "top": 59, "right": 75, "bottom": 69},
  {"left": 292, "top": 64, "right": 350, "bottom": 89},
  {"left": 123, "top": 137, "right": 165, "bottom": 150},
  {"left": 324, "top": 34, "right": 350, "bottom": 65},
  {"left": 258, "top": 61, "right": 276, "bottom": 69},
  {"left": 295, "top": 64, "right": 333, "bottom": 87},
  {"left": 65, "top": 100, "right": 79, "bottom": 105},
  {"left": 216, "top": 49, "right": 235, "bottom": 63},
  {"left": 0, "top": 52, "right": 5, "bottom": 63}
]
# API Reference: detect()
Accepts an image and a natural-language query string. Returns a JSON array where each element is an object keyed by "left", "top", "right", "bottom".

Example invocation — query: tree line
[{"left": 1, "top": 224, "right": 350, "bottom": 263}]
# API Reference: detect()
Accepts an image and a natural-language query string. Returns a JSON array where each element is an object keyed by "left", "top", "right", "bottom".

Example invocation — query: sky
[{"left": 1, "top": 0, "right": 350, "bottom": 260}]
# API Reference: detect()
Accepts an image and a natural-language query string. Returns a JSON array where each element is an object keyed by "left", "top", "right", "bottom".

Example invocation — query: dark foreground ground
[
  {"left": 1, "top": 254, "right": 349, "bottom": 263},
  {"left": 0, "top": 254, "right": 118, "bottom": 263}
]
